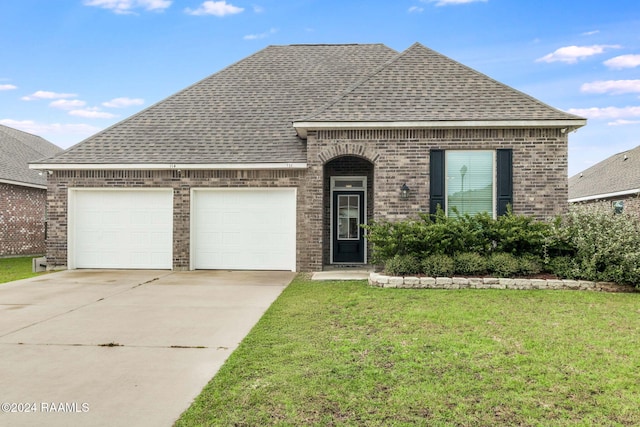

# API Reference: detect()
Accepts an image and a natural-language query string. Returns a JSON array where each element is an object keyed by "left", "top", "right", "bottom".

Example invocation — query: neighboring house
[
  {"left": 31, "top": 43, "right": 586, "bottom": 272},
  {"left": 1, "top": 125, "right": 62, "bottom": 256},
  {"left": 569, "top": 145, "right": 640, "bottom": 216}
]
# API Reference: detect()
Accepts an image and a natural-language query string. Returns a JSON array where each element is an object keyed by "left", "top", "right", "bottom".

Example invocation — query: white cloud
[
  {"left": 253, "top": 5, "right": 264, "bottom": 13},
  {"left": 604, "top": 54, "right": 640, "bottom": 70},
  {"left": 185, "top": 1, "right": 244, "bottom": 16},
  {"left": 102, "top": 97, "right": 144, "bottom": 108},
  {"left": 608, "top": 119, "right": 640, "bottom": 126},
  {"left": 567, "top": 106, "right": 640, "bottom": 119},
  {"left": 581, "top": 30, "right": 600, "bottom": 36},
  {"left": 83, "top": 0, "right": 172, "bottom": 14},
  {"left": 0, "top": 84, "right": 17, "bottom": 91},
  {"left": 0, "top": 119, "right": 101, "bottom": 136},
  {"left": 580, "top": 80, "right": 640, "bottom": 95},
  {"left": 243, "top": 28, "right": 277, "bottom": 40},
  {"left": 408, "top": 6, "right": 424, "bottom": 13},
  {"left": 536, "top": 45, "right": 620, "bottom": 64},
  {"left": 50, "top": 99, "right": 87, "bottom": 110},
  {"left": 69, "top": 108, "right": 118, "bottom": 119},
  {"left": 21, "top": 91, "right": 77, "bottom": 101},
  {"left": 422, "top": 0, "right": 487, "bottom": 5}
]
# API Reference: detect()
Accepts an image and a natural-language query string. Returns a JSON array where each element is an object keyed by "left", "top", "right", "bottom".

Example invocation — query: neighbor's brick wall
[
  {"left": 307, "top": 128, "right": 568, "bottom": 226},
  {"left": 46, "top": 169, "right": 308, "bottom": 271},
  {"left": 0, "top": 183, "right": 47, "bottom": 256}
]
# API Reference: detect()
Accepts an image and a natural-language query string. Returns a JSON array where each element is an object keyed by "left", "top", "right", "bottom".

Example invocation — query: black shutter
[
  {"left": 496, "top": 149, "right": 513, "bottom": 216},
  {"left": 429, "top": 149, "right": 445, "bottom": 216}
]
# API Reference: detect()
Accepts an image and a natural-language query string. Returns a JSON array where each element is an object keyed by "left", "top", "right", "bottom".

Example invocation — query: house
[
  {"left": 569, "top": 145, "right": 640, "bottom": 215},
  {"left": 1, "top": 124, "right": 62, "bottom": 256},
  {"left": 31, "top": 43, "right": 586, "bottom": 272}
]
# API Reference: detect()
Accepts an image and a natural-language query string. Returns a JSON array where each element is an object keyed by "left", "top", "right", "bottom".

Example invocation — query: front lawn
[
  {"left": 0, "top": 256, "right": 46, "bottom": 284},
  {"left": 176, "top": 276, "right": 639, "bottom": 426}
]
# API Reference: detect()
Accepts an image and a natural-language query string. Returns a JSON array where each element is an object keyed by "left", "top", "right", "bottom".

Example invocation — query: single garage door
[
  {"left": 70, "top": 189, "right": 173, "bottom": 269},
  {"left": 192, "top": 188, "right": 296, "bottom": 271}
]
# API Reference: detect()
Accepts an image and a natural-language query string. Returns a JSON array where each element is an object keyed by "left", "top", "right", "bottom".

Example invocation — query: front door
[{"left": 332, "top": 191, "right": 365, "bottom": 263}]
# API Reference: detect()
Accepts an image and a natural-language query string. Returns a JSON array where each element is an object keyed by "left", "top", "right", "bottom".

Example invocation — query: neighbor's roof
[
  {"left": 34, "top": 44, "right": 398, "bottom": 166},
  {"left": 34, "top": 43, "right": 585, "bottom": 167},
  {"left": 569, "top": 145, "right": 640, "bottom": 201},
  {"left": 0, "top": 125, "right": 61, "bottom": 187}
]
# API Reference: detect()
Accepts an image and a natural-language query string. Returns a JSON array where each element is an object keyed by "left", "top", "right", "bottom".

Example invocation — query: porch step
[{"left": 311, "top": 267, "right": 373, "bottom": 281}]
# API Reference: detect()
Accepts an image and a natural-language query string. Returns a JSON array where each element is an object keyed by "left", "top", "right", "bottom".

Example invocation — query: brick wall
[
  {"left": 0, "top": 183, "right": 47, "bottom": 256},
  {"left": 573, "top": 195, "right": 640, "bottom": 217},
  {"left": 308, "top": 127, "right": 568, "bottom": 222},
  {"left": 46, "top": 169, "right": 307, "bottom": 270}
]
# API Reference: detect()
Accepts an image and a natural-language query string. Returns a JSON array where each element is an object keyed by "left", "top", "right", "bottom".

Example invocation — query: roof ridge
[{"left": 301, "top": 44, "right": 406, "bottom": 121}]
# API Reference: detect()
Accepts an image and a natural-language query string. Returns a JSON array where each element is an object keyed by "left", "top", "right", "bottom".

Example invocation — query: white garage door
[
  {"left": 70, "top": 189, "right": 173, "bottom": 269},
  {"left": 192, "top": 189, "right": 296, "bottom": 271}
]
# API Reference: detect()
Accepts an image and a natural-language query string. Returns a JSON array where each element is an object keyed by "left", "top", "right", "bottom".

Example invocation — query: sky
[{"left": 1, "top": 0, "right": 639, "bottom": 177}]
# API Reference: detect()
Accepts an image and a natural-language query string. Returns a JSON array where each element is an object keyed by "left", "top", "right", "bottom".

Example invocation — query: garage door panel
[
  {"left": 192, "top": 189, "right": 296, "bottom": 271},
  {"left": 71, "top": 190, "right": 173, "bottom": 269}
]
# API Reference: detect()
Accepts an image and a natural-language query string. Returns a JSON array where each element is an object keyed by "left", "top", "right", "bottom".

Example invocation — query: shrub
[
  {"left": 453, "top": 252, "right": 488, "bottom": 276},
  {"left": 384, "top": 255, "right": 421, "bottom": 276},
  {"left": 553, "top": 204, "right": 640, "bottom": 285},
  {"left": 547, "top": 256, "right": 579, "bottom": 280},
  {"left": 518, "top": 255, "right": 543, "bottom": 276},
  {"left": 487, "top": 253, "right": 520, "bottom": 278},
  {"left": 422, "top": 254, "right": 454, "bottom": 277}
]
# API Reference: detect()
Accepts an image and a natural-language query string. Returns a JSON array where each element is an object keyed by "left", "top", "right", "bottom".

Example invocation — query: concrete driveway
[{"left": 0, "top": 269, "right": 294, "bottom": 427}]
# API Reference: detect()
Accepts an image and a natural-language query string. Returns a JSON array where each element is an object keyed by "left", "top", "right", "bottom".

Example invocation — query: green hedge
[{"left": 366, "top": 205, "right": 640, "bottom": 287}]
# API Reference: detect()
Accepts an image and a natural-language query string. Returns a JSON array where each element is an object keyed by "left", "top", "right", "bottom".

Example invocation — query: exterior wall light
[{"left": 400, "top": 183, "right": 410, "bottom": 200}]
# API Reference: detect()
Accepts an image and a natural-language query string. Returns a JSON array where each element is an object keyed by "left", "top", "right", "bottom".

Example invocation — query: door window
[{"left": 337, "top": 195, "right": 360, "bottom": 240}]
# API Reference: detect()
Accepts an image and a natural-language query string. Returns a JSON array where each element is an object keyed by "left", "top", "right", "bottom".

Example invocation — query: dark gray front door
[{"left": 332, "top": 191, "right": 365, "bottom": 263}]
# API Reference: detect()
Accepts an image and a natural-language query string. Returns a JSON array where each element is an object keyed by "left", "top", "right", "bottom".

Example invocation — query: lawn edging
[{"left": 369, "top": 273, "right": 637, "bottom": 292}]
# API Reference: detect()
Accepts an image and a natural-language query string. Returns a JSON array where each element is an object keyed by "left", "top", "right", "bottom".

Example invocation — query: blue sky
[{"left": 1, "top": 0, "right": 639, "bottom": 176}]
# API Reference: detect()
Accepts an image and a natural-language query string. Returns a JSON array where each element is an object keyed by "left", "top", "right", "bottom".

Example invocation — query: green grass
[
  {"left": 176, "top": 276, "right": 640, "bottom": 426},
  {"left": 0, "top": 256, "right": 46, "bottom": 284}
]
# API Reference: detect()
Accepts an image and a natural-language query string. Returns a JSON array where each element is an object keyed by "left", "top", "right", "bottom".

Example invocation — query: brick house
[
  {"left": 569, "top": 144, "right": 640, "bottom": 216},
  {"left": 31, "top": 43, "right": 586, "bottom": 272},
  {"left": 1, "top": 125, "right": 61, "bottom": 256}
]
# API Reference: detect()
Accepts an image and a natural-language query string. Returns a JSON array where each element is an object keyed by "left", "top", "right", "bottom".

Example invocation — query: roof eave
[
  {"left": 569, "top": 188, "right": 640, "bottom": 203},
  {"left": 292, "top": 119, "right": 587, "bottom": 139},
  {"left": 29, "top": 162, "right": 308, "bottom": 171},
  {"left": 0, "top": 178, "right": 47, "bottom": 190}
]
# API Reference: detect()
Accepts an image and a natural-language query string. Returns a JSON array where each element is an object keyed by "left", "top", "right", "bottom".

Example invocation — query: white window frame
[{"left": 444, "top": 150, "right": 497, "bottom": 219}]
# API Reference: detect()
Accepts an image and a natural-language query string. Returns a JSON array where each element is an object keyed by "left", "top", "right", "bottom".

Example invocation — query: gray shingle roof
[
  {"left": 303, "top": 43, "right": 584, "bottom": 122},
  {"left": 37, "top": 44, "right": 398, "bottom": 165},
  {"left": 569, "top": 145, "right": 640, "bottom": 200},
  {"left": 0, "top": 125, "right": 61, "bottom": 186},
  {"left": 36, "top": 43, "right": 584, "bottom": 166}
]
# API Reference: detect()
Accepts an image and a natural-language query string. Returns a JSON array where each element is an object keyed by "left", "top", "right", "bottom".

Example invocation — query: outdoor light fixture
[{"left": 400, "top": 183, "right": 410, "bottom": 200}]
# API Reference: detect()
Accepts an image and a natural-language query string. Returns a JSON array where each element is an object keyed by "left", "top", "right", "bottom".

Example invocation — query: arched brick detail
[{"left": 317, "top": 142, "right": 380, "bottom": 165}]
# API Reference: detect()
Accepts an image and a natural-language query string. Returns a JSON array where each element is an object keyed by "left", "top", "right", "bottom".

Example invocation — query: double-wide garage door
[{"left": 69, "top": 188, "right": 296, "bottom": 271}]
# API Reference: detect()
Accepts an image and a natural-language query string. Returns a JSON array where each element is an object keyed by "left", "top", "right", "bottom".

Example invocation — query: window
[
  {"left": 446, "top": 151, "right": 494, "bottom": 216},
  {"left": 337, "top": 195, "right": 360, "bottom": 239},
  {"left": 430, "top": 149, "right": 512, "bottom": 217}
]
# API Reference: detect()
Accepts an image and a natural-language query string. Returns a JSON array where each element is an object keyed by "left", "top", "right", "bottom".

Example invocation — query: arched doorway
[{"left": 323, "top": 156, "right": 374, "bottom": 265}]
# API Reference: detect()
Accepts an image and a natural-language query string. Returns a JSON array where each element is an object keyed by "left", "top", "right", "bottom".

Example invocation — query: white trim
[
  {"left": 0, "top": 178, "right": 47, "bottom": 190},
  {"left": 330, "top": 176, "right": 368, "bottom": 265},
  {"left": 30, "top": 162, "right": 308, "bottom": 171},
  {"left": 68, "top": 188, "right": 174, "bottom": 270},
  {"left": 293, "top": 120, "right": 587, "bottom": 138},
  {"left": 569, "top": 188, "right": 640, "bottom": 203}
]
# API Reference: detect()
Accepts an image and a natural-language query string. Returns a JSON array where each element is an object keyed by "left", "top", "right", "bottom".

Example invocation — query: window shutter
[
  {"left": 496, "top": 149, "right": 513, "bottom": 216},
  {"left": 430, "top": 149, "right": 445, "bottom": 215}
]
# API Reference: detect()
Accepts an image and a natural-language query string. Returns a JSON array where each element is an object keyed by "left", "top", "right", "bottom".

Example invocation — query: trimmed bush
[
  {"left": 488, "top": 253, "right": 519, "bottom": 278},
  {"left": 453, "top": 252, "right": 488, "bottom": 276},
  {"left": 547, "top": 256, "right": 579, "bottom": 280},
  {"left": 518, "top": 255, "right": 543, "bottom": 276},
  {"left": 385, "top": 255, "right": 421, "bottom": 276},
  {"left": 422, "top": 254, "right": 454, "bottom": 277}
]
